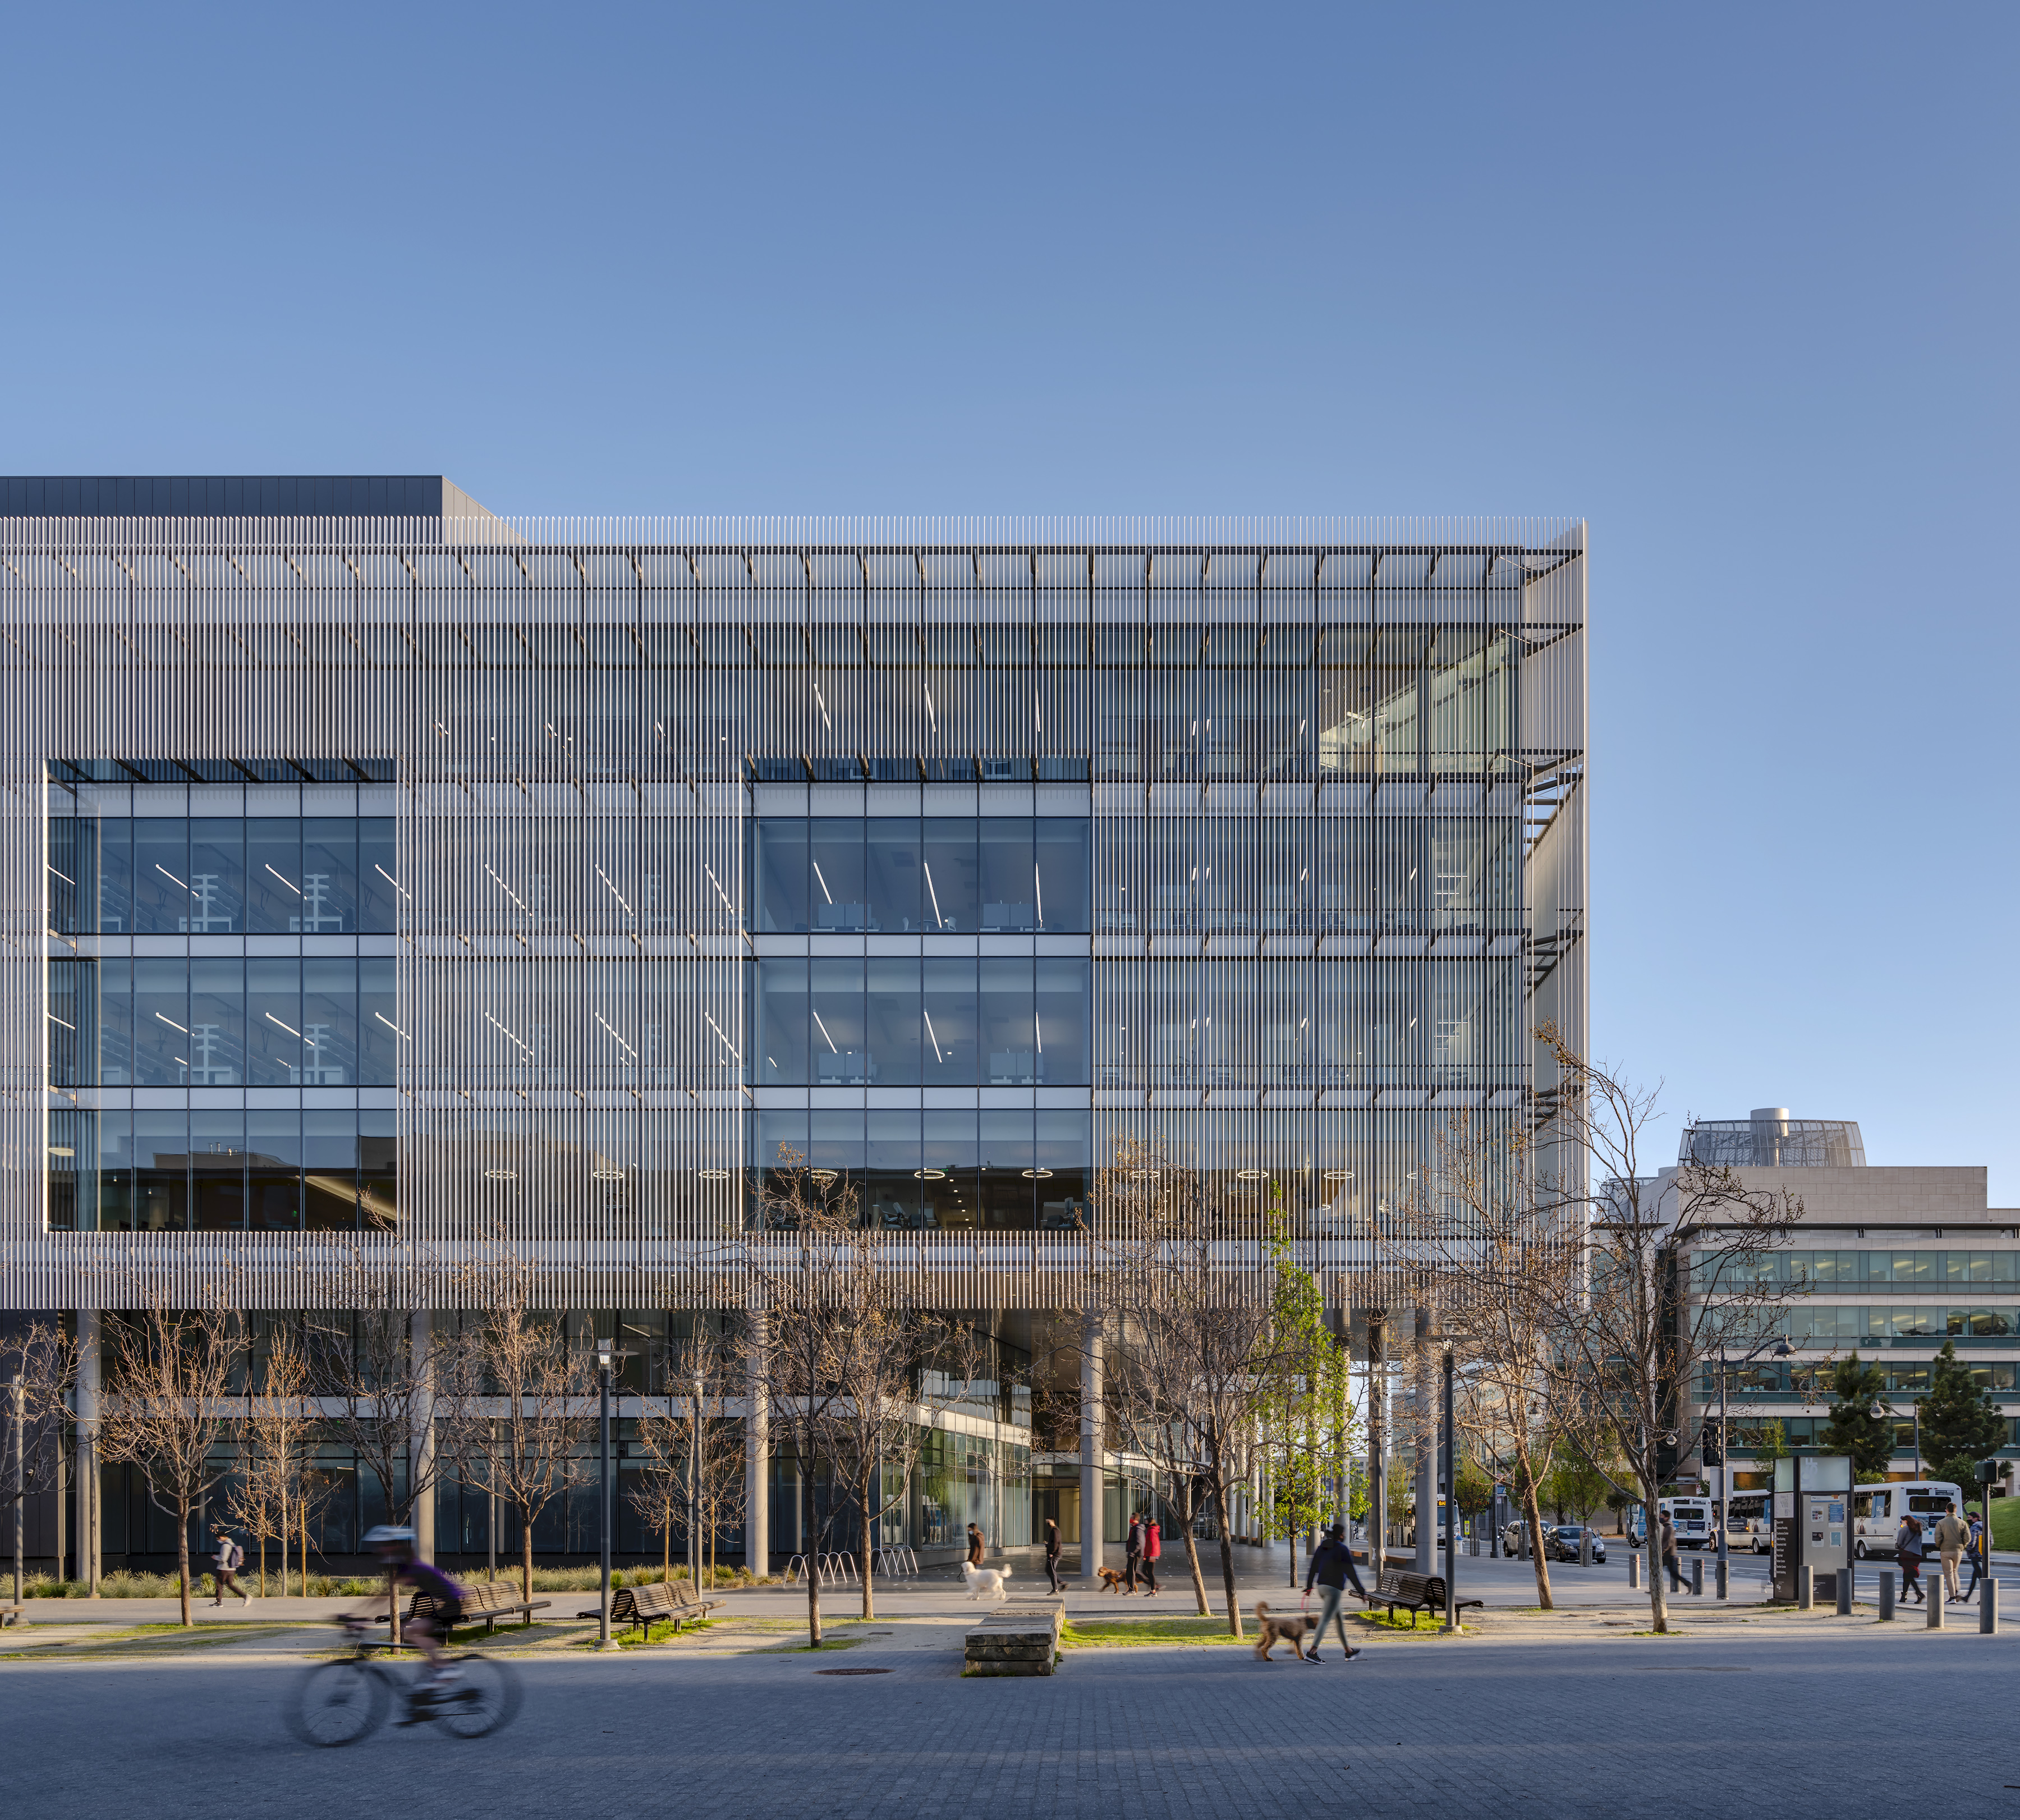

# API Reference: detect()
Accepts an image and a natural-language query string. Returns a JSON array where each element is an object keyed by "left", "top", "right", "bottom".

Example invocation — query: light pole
[
  {"left": 1714, "top": 1335, "right": 1792, "bottom": 1601},
  {"left": 11, "top": 1372, "right": 22, "bottom": 1611},
  {"left": 595, "top": 1337, "right": 619, "bottom": 1652},
  {"left": 688, "top": 1363, "right": 703, "bottom": 1592},
  {"left": 1440, "top": 1341, "right": 1460, "bottom": 1633}
]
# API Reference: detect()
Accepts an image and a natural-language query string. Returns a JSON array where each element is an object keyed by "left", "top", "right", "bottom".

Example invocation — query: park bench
[
  {"left": 379, "top": 1578, "right": 550, "bottom": 1637},
  {"left": 577, "top": 1579, "right": 722, "bottom": 1638},
  {"left": 1361, "top": 1568, "right": 1484, "bottom": 1624},
  {"left": 0, "top": 1605, "right": 25, "bottom": 1628}
]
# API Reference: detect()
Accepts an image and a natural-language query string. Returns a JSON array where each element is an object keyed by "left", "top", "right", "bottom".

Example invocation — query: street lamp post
[
  {"left": 596, "top": 1337, "right": 619, "bottom": 1652},
  {"left": 688, "top": 1366, "right": 703, "bottom": 1593},
  {"left": 1441, "top": 1343, "right": 1460, "bottom": 1633}
]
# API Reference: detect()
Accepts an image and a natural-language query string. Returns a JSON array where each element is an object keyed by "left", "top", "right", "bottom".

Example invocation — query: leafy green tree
[
  {"left": 1820, "top": 1353, "right": 1893, "bottom": 1479},
  {"left": 1746, "top": 1415, "right": 1791, "bottom": 1487},
  {"left": 1921, "top": 1338, "right": 2006, "bottom": 1489}
]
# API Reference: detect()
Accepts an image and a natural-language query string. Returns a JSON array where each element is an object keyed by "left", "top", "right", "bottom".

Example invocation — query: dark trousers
[
  {"left": 1044, "top": 1553, "right": 1061, "bottom": 1593},
  {"left": 1124, "top": 1551, "right": 1142, "bottom": 1590},
  {"left": 1138, "top": 1557, "right": 1158, "bottom": 1592},
  {"left": 1664, "top": 1552, "right": 1683, "bottom": 1592},
  {"left": 1900, "top": 1555, "right": 1925, "bottom": 1600}
]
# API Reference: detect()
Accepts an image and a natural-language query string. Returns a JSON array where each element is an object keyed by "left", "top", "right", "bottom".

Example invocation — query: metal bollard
[
  {"left": 1715, "top": 1557, "right": 1729, "bottom": 1601},
  {"left": 1691, "top": 1556, "right": 1704, "bottom": 1597},
  {"left": 1982, "top": 1576, "right": 1999, "bottom": 1635},
  {"left": 1928, "top": 1578, "right": 1944, "bottom": 1628},
  {"left": 1797, "top": 1565, "right": 1812, "bottom": 1610},
  {"left": 1879, "top": 1569, "right": 1895, "bottom": 1620},
  {"left": 1628, "top": 1550, "right": 1640, "bottom": 1589},
  {"left": 1836, "top": 1564, "right": 1853, "bottom": 1615}
]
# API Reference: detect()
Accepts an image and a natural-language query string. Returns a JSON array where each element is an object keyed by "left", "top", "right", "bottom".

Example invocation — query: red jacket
[{"left": 1145, "top": 1522, "right": 1162, "bottom": 1560}]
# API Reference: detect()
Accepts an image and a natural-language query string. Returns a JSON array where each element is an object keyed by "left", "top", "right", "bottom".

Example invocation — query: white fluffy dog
[{"left": 962, "top": 1561, "right": 1013, "bottom": 1602}]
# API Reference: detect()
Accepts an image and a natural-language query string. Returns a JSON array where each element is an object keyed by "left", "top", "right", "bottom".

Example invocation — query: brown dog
[
  {"left": 1096, "top": 1567, "right": 1130, "bottom": 1594},
  {"left": 1254, "top": 1600, "right": 1323, "bottom": 1661}
]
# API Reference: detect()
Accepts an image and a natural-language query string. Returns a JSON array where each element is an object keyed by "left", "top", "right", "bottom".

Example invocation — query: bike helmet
[{"left": 362, "top": 1525, "right": 415, "bottom": 1546}]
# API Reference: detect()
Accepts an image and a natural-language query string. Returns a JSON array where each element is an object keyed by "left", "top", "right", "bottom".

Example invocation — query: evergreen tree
[
  {"left": 1920, "top": 1338, "right": 2006, "bottom": 1489},
  {"left": 1820, "top": 1353, "right": 1894, "bottom": 1479}
]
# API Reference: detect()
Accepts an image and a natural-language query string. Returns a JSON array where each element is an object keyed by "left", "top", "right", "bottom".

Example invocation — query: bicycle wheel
[
  {"left": 434, "top": 1653, "right": 521, "bottom": 1739},
  {"left": 287, "top": 1659, "right": 390, "bottom": 1747}
]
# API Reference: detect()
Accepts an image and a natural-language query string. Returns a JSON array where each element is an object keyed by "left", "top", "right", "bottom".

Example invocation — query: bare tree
[
  {"left": 1528, "top": 1030, "right": 1802, "bottom": 1634},
  {"left": 630, "top": 1322, "right": 746, "bottom": 1588},
  {"left": 448, "top": 1291, "right": 597, "bottom": 1607},
  {"left": 744, "top": 1153, "right": 990, "bottom": 1640},
  {"left": 97, "top": 1295, "right": 240, "bottom": 1627},
  {"left": 1378, "top": 1110, "right": 1589, "bottom": 1609},
  {"left": 3, "top": 1321, "right": 77, "bottom": 1604},
  {"left": 224, "top": 1321, "right": 320, "bottom": 1597},
  {"left": 1095, "top": 1139, "right": 1300, "bottom": 1637},
  {"left": 306, "top": 1296, "right": 465, "bottom": 1644}
]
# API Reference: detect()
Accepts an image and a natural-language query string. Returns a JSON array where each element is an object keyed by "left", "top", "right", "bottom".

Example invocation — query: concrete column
[
  {"left": 410, "top": 1310, "right": 436, "bottom": 1560},
  {"left": 76, "top": 1310, "right": 100, "bottom": 1593},
  {"left": 745, "top": 1313, "right": 769, "bottom": 1573},
  {"left": 1079, "top": 1311, "right": 1103, "bottom": 1583},
  {"left": 1413, "top": 1307, "right": 1434, "bottom": 1574}
]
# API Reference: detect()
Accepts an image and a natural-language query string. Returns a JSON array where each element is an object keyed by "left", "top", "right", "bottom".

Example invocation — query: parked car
[{"left": 1547, "top": 1524, "right": 1606, "bottom": 1564}]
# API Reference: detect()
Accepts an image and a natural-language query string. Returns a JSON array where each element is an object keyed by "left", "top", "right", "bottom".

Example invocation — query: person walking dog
[
  {"left": 1140, "top": 1516, "right": 1162, "bottom": 1594},
  {"left": 1124, "top": 1512, "right": 1144, "bottom": 1592},
  {"left": 211, "top": 1529, "right": 251, "bottom": 1606},
  {"left": 966, "top": 1523, "right": 986, "bottom": 1568},
  {"left": 1301, "top": 1524, "right": 1364, "bottom": 1662}
]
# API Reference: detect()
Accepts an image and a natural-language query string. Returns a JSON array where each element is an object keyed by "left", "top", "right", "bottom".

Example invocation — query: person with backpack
[
  {"left": 1894, "top": 1513, "right": 1926, "bottom": 1603},
  {"left": 210, "top": 1529, "right": 251, "bottom": 1606},
  {"left": 1139, "top": 1516, "right": 1162, "bottom": 1594}
]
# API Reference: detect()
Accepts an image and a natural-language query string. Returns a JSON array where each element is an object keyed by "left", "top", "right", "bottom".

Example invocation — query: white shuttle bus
[
  {"left": 1851, "top": 1481, "right": 1966, "bottom": 1558},
  {"left": 1724, "top": 1492, "right": 1771, "bottom": 1553},
  {"left": 1658, "top": 1497, "right": 1718, "bottom": 1550}
]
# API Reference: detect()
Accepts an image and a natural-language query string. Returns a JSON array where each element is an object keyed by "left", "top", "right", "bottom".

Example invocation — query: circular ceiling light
[
  {"left": 1235, "top": 1168, "right": 1269, "bottom": 1181},
  {"left": 1021, "top": 1167, "right": 1054, "bottom": 1179},
  {"left": 914, "top": 1168, "right": 948, "bottom": 1181},
  {"left": 809, "top": 1168, "right": 839, "bottom": 1188},
  {"left": 484, "top": 1168, "right": 518, "bottom": 1181},
  {"left": 592, "top": 1169, "right": 625, "bottom": 1181},
  {"left": 1322, "top": 1169, "right": 1355, "bottom": 1182},
  {"left": 696, "top": 1168, "right": 733, "bottom": 1182}
]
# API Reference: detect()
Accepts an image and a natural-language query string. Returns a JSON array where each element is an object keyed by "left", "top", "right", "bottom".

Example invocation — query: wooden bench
[
  {"left": 379, "top": 1579, "right": 550, "bottom": 1637},
  {"left": 577, "top": 1579, "right": 722, "bottom": 1638},
  {"left": 1360, "top": 1568, "right": 1484, "bottom": 1623},
  {"left": 0, "top": 1606, "right": 25, "bottom": 1628}
]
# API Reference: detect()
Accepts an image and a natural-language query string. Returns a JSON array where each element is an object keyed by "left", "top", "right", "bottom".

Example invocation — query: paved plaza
[{"left": 5, "top": 1565, "right": 2018, "bottom": 1818}]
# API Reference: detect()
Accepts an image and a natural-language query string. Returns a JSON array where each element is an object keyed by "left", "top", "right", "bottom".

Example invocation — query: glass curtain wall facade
[{"left": 0, "top": 493, "right": 1585, "bottom": 1560}]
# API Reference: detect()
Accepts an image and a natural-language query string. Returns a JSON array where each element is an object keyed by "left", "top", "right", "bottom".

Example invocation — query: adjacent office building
[{"left": 0, "top": 479, "right": 1587, "bottom": 1571}]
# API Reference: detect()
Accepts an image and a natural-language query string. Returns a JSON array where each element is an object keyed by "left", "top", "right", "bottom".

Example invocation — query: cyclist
[{"left": 346, "top": 1525, "right": 467, "bottom": 1708}]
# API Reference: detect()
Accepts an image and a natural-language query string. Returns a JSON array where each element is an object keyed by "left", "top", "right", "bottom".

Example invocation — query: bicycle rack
[
  {"left": 784, "top": 1552, "right": 860, "bottom": 1588},
  {"left": 871, "top": 1547, "right": 918, "bottom": 1579}
]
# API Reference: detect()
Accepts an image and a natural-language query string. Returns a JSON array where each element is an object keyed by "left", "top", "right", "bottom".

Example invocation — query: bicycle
[{"left": 286, "top": 1621, "right": 521, "bottom": 1747}]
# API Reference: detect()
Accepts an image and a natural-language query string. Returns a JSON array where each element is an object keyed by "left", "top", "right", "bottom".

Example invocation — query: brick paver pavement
[{"left": 4, "top": 1601, "right": 2018, "bottom": 1817}]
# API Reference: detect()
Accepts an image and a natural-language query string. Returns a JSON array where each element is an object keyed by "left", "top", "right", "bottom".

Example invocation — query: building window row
[
  {"left": 49, "top": 815, "right": 398, "bottom": 936},
  {"left": 1706, "top": 1248, "right": 2020, "bottom": 1287},
  {"left": 47, "top": 1105, "right": 394, "bottom": 1232},
  {"left": 750, "top": 956, "right": 1088, "bottom": 1088},
  {"left": 1726, "top": 1415, "right": 2020, "bottom": 1455},
  {"left": 48, "top": 956, "right": 397, "bottom": 1088},
  {"left": 1707, "top": 1359, "right": 2020, "bottom": 1396},
  {"left": 1780, "top": 1305, "right": 2020, "bottom": 1342},
  {"left": 752, "top": 818, "right": 1090, "bottom": 934}
]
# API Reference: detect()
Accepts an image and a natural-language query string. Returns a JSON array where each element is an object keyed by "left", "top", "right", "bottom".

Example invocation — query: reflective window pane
[
  {"left": 187, "top": 956, "right": 244, "bottom": 1086},
  {"left": 132, "top": 956, "right": 188, "bottom": 1085},
  {"left": 864, "top": 818, "right": 922, "bottom": 932},
  {"left": 190, "top": 1105, "right": 246, "bottom": 1231},
  {"left": 808, "top": 821, "right": 867, "bottom": 932},
  {"left": 754, "top": 821, "right": 810, "bottom": 933},
  {"left": 359, "top": 957, "right": 397, "bottom": 1085},
  {"left": 810, "top": 957, "right": 867, "bottom": 1084},
  {"left": 249, "top": 1108, "right": 303, "bottom": 1232},
  {"left": 753, "top": 957, "right": 809, "bottom": 1087},
  {"left": 302, "top": 956, "right": 359, "bottom": 1085},
  {"left": 134, "top": 1107, "right": 187, "bottom": 1231},
  {"left": 247, "top": 957, "right": 302, "bottom": 1087},
  {"left": 864, "top": 956, "right": 920, "bottom": 1088},
  {"left": 300, "top": 818, "right": 359, "bottom": 933},
  {"left": 1034, "top": 818, "right": 1090, "bottom": 932},
  {"left": 246, "top": 818, "right": 303, "bottom": 933},
  {"left": 357, "top": 819, "right": 399, "bottom": 932},
  {"left": 187, "top": 818, "right": 244, "bottom": 933},
  {"left": 979, "top": 820, "right": 1035, "bottom": 931},
  {"left": 921, "top": 956, "right": 976, "bottom": 1087},
  {"left": 920, "top": 819, "right": 977, "bottom": 932},
  {"left": 132, "top": 819, "right": 189, "bottom": 934}
]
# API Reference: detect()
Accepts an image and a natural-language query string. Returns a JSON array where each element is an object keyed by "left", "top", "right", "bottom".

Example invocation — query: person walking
[
  {"left": 1140, "top": 1516, "right": 1162, "bottom": 1594},
  {"left": 1895, "top": 1513, "right": 1926, "bottom": 1603},
  {"left": 1659, "top": 1512, "right": 1688, "bottom": 1594},
  {"left": 211, "top": 1528, "right": 251, "bottom": 1606},
  {"left": 1933, "top": 1503, "right": 1970, "bottom": 1602},
  {"left": 1301, "top": 1523, "right": 1364, "bottom": 1662},
  {"left": 966, "top": 1523, "right": 986, "bottom": 1568},
  {"left": 1962, "top": 1509, "right": 1986, "bottom": 1598},
  {"left": 1124, "top": 1512, "right": 1144, "bottom": 1592},
  {"left": 1042, "top": 1517, "right": 1062, "bottom": 1594}
]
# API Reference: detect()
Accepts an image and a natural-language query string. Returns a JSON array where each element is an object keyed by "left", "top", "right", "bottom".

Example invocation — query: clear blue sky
[{"left": 4, "top": 3, "right": 2014, "bottom": 1196}]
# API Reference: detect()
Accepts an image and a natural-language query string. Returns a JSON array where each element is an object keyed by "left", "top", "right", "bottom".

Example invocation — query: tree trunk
[
  {"left": 1511, "top": 1440, "right": 1554, "bottom": 1609},
  {"left": 176, "top": 1500, "right": 192, "bottom": 1627},
  {"left": 663, "top": 1520, "right": 672, "bottom": 1585},
  {"left": 1209, "top": 1469, "right": 1242, "bottom": 1637},
  {"left": 1179, "top": 1499, "right": 1211, "bottom": 1615},
  {"left": 522, "top": 1520, "right": 534, "bottom": 1604},
  {"left": 803, "top": 1460, "right": 822, "bottom": 1646},
  {"left": 860, "top": 1486, "right": 875, "bottom": 1620},
  {"left": 258, "top": 1535, "right": 267, "bottom": 1598},
  {"left": 1644, "top": 1466, "right": 1669, "bottom": 1633}
]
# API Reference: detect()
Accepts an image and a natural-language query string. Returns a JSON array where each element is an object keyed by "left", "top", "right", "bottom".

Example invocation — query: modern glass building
[{"left": 0, "top": 479, "right": 1587, "bottom": 1571}]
